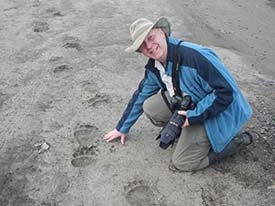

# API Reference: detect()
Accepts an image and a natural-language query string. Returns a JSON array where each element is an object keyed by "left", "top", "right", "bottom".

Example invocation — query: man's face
[{"left": 138, "top": 28, "right": 167, "bottom": 62}]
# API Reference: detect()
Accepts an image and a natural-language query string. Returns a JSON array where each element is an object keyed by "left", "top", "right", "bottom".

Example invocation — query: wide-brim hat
[{"left": 125, "top": 17, "right": 171, "bottom": 52}]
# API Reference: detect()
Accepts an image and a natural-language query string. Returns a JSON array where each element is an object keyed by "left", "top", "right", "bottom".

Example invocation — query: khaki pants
[{"left": 143, "top": 92, "right": 211, "bottom": 172}]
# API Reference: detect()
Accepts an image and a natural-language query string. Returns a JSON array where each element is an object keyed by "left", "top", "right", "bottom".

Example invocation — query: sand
[{"left": 0, "top": 0, "right": 275, "bottom": 205}]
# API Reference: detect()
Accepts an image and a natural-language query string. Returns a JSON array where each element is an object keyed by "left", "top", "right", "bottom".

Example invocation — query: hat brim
[
  {"left": 125, "top": 24, "right": 153, "bottom": 53},
  {"left": 125, "top": 17, "right": 171, "bottom": 53},
  {"left": 153, "top": 17, "right": 171, "bottom": 37}
]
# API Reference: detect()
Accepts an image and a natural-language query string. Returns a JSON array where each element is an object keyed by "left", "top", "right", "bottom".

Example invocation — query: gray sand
[{"left": 0, "top": 0, "right": 275, "bottom": 205}]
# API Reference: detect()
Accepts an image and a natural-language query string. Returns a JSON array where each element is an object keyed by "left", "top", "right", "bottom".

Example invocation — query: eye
[
  {"left": 150, "top": 35, "right": 155, "bottom": 41},
  {"left": 138, "top": 43, "right": 144, "bottom": 52}
]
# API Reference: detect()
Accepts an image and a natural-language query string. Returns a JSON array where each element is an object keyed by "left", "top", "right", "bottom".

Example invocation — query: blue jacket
[{"left": 116, "top": 37, "right": 253, "bottom": 152}]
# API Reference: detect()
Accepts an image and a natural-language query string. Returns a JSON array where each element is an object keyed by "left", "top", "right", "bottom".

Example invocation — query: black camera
[{"left": 157, "top": 95, "right": 196, "bottom": 149}]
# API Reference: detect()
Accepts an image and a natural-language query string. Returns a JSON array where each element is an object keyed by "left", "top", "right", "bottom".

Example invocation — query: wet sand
[{"left": 0, "top": 0, "right": 275, "bottom": 205}]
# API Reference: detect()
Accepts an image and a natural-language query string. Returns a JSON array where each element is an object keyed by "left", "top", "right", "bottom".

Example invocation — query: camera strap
[{"left": 172, "top": 40, "right": 183, "bottom": 98}]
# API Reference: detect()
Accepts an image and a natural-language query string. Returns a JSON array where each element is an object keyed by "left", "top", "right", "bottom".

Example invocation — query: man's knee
[
  {"left": 143, "top": 98, "right": 168, "bottom": 127},
  {"left": 171, "top": 156, "right": 201, "bottom": 172},
  {"left": 143, "top": 97, "right": 158, "bottom": 115},
  {"left": 171, "top": 149, "right": 210, "bottom": 172},
  {"left": 144, "top": 112, "right": 164, "bottom": 127}
]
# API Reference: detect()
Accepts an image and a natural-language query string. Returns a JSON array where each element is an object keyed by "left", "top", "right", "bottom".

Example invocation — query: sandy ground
[{"left": 0, "top": 0, "right": 275, "bottom": 205}]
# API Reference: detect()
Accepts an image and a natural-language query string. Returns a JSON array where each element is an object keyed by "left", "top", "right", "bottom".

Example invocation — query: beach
[{"left": 0, "top": 0, "right": 275, "bottom": 205}]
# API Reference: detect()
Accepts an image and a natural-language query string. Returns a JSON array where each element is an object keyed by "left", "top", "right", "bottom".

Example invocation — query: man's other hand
[
  {"left": 178, "top": 110, "right": 190, "bottom": 127},
  {"left": 103, "top": 129, "right": 127, "bottom": 144}
]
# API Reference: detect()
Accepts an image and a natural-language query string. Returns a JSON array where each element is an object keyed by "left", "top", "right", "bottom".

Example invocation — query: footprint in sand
[
  {"left": 71, "top": 145, "right": 98, "bottom": 167},
  {"left": 32, "top": 21, "right": 49, "bottom": 32},
  {"left": 78, "top": 81, "right": 109, "bottom": 106},
  {"left": 124, "top": 180, "right": 167, "bottom": 206},
  {"left": 73, "top": 124, "right": 100, "bottom": 146},
  {"left": 71, "top": 125, "right": 101, "bottom": 167}
]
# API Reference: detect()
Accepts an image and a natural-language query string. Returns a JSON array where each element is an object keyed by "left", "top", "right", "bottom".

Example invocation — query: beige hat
[{"left": 125, "top": 17, "right": 171, "bottom": 52}]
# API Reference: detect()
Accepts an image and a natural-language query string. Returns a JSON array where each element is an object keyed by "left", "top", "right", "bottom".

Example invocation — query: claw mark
[
  {"left": 33, "top": 21, "right": 49, "bottom": 32},
  {"left": 63, "top": 36, "right": 82, "bottom": 51},
  {"left": 49, "top": 56, "right": 63, "bottom": 62},
  {"left": 64, "top": 42, "right": 82, "bottom": 51},
  {"left": 87, "top": 93, "right": 108, "bottom": 106},
  {"left": 53, "top": 64, "right": 73, "bottom": 73},
  {"left": 45, "top": 8, "right": 64, "bottom": 17}
]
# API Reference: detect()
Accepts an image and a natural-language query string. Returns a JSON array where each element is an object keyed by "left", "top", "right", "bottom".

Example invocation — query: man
[{"left": 104, "top": 17, "right": 253, "bottom": 172}]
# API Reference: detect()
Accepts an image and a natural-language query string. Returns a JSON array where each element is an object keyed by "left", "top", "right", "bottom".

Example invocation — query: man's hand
[
  {"left": 103, "top": 129, "right": 127, "bottom": 144},
  {"left": 177, "top": 110, "right": 189, "bottom": 127}
]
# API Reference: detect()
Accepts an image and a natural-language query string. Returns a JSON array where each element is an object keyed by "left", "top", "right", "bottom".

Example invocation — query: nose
[{"left": 144, "top": 39, "right": 152, "bottom": 50}]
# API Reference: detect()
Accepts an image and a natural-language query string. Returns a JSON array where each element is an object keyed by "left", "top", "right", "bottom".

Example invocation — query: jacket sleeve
[
  {"left": 116, "top": 69, "right": 161, "bottom": 134},
  {"left": 185, "top": 48, "right": 234, "bottom": 125}
]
